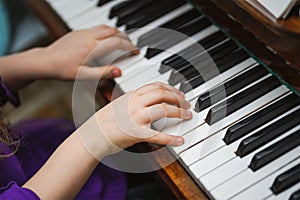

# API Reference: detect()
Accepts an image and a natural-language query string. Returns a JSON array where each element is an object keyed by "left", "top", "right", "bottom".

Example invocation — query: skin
[
  {"left": 0, "top": 25, "right": 192, "bottom": 199},
  {"left": 0, "top": 25, "right": 139, "bottom": 91}
]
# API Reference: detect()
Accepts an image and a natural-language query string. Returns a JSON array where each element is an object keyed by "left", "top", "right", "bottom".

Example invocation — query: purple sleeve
[
  {"left": 0, "top": 77, "right": 20, "bottom": 106},
  {"left": 0, "top": 182, "right": 40, "bottom": 200}
]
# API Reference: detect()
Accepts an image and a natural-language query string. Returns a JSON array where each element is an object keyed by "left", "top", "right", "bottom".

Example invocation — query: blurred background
[{"left": 2, "top": 0, "right": 74, "bottom": 125}]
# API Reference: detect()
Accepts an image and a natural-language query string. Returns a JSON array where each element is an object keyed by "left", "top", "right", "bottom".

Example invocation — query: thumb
[{"left": 77, "top": 66, "right": 122, "bottom": 79}]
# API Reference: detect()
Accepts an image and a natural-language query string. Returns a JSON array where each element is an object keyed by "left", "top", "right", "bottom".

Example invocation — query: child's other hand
[{"left": 45, "top": 25, "right": 138, "bottom": 81}]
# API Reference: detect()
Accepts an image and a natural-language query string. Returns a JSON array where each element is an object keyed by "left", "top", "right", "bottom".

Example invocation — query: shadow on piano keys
[{"left": 24, "top": 0, "right": 300, "bottom": 199}]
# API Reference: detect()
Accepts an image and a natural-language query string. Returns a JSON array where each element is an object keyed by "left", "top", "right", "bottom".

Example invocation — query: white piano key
[
  {"left": 265, "top": 182, "right": 300, "bottom": 200},
  {"left": 187, "top": 85, "right": 289, "bottom": 178},
  {"left": 51, "top": 0, "right": 98, "bottom": 21},
  {"left": 157, "top": 97, "right": 209, "bottom": 136},
  {"left": 45, "top": 0, "right": 58, "bottom": 4},
  {"left": 200, "top": 124, "right": 300, "bottom": 192},
  {"left": 144, "top": 71, "right": 171, "bottom": 85},
  {"left": 120, "top": 63, "right": 162, "bottom": 92},
  {"left": 171, "top": 121, "right": 214, "bottom": 154},
  {"left": 188, "top": 136, "right": 237, "bottom": 178},
  {"left": 67, "top": 1, "right": 121, "bottom": 29},
  {"left": 119, "top": 62, "right": 173, "bottom": 89},
  {"left": 209, "top": 146, "right": 300, "bottom": 200},
  {"left": 115, "top": 56, "right": 150, "bottom": 84},
  {"left": 113, "top": 48, "right": 147, "bottom": 73},
  {"left": 179, "top": 128, "right": 227, "bottom": 165},
  {"left": 231, "top": 161, "right": 300, "bottom": 200}
]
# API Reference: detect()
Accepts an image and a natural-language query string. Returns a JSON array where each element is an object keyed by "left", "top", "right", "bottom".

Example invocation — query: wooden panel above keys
[{"left": 235, "top": 0, "right": 300, "bottom": 37}]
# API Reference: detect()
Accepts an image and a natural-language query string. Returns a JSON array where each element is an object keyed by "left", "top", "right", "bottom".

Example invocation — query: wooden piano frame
[{"left": 24, "top": 0, "right": 300, "bottom": 199}]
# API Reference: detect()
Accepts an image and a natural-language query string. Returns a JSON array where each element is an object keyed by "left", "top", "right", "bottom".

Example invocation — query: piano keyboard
[{"left": 46, "top": 0, "right": 300, "bottom": 199}]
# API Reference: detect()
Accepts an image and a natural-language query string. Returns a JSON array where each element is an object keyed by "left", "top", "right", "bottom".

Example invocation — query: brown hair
[{"left": 0, "top": 114, "right": 19, "bottom": 159}]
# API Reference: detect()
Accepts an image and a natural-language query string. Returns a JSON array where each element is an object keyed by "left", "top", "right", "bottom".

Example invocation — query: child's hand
[
  {"left": 77, "top": 83, "right": 192, "bottom": 160},
  {"left": 45, "top": 25, "right": 138, "bottom": 80}
]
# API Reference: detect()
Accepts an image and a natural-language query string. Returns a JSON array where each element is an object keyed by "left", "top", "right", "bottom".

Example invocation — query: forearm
[
  {"left": 22, "top": 82, "right": 190, "bottom": 199},
  {"left": 23, "top": 130, "right": 103, "bottom": 200},
  {"left": 0, "top": 48, "right": 50, "bottom": 91}
]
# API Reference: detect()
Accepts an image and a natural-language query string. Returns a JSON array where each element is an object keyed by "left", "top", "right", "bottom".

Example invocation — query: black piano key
[
  {"left": 111, "top": 0, "right": 154, "bottom": 20},
  {"left": 126, "top": 0, "right": 186, "bottom": 30},
  {"left": 249, "top": 129, "right": 300, "bottom": 171},
  {"left": 200, "top": 31, "right": 228, "bottom": 50},
  {"left": 290, "top": 189, "right": 300, "bottom": 200},
  {"left": 169, "top": 62, "right": 207, "bottom": 86},
  {"left": 237, "top": 108, "right": 300, "bottom": 158},
  {"left": 97, "top": 0, "right": 112, "bottom": 7},
  {"left": 115, "top": 0, "right": 158, "bottom": 26},
  {"left": 117, "top": 0, "right": 185, "bottom": 28},
  {"left": 162, "top": 32, "right": 230, "bottom": 74},
  {"left": 224, "top": 93, "right": 300, "bottom": 145},
  {"left": 179, "top": 48, "right": 249, "bottom": 92},
  {"left": 115, "top": 0, "right": 163, "bottom": 26},
  {"left": 271, "top": 163, "right": 300, "bottom": 195},
  {"left": 137, "top": 9, "right": 202, "bottom": 48},
  {"left": 195, "top": 65, "right": 268, "bottom": 112},
  {"left": 205, "top": 75, "right": 281, "bottom": 125},
  {"left": 159, "top": 31, "right": 227, "bottom": 74},
  {"left": 168, "top": 40, "right": 238, "bottom": 86},
  {"left": 109, "top": 1, "right": 131, "bottom": 19},
  {"left": 145, "top": 16, "right": 211, "bottom": 58},
  {"left": 161, "top": 9, "right": 202, "bottom": 29},
  {"left": 170, "top": 40, "right": 237, "bottom": 84}
]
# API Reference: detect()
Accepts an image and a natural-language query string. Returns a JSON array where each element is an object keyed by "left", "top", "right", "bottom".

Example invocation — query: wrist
[
  {"left": 26, "top": 47, "right": 54, "bottom": 80},
  {"left": 75, "top": 115, "right": 117, "bottom": 161},
  {"left": 0, "top": 47, "right": 49, "bottom": 91}
]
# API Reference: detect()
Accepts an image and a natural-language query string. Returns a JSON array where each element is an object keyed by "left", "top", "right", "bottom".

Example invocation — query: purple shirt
[
  {"left": 0, "top": 81, "right": 126, "bottom": 199},
  {"left": 0, "top": 182, "right": 39, "bottom": 200}
]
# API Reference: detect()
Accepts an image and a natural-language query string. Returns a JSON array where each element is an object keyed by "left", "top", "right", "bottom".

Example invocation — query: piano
[{"left": 24, "top": 0, "right": 300, "bottom": 199}]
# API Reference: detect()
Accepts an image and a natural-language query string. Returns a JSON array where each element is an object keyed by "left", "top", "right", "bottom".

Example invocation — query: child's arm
[
  {"left": 0, "top": 25, "right": 138, "bottom": 92},
  {"left": 23, "top": 83, "right": 192, "bottom": 200}
]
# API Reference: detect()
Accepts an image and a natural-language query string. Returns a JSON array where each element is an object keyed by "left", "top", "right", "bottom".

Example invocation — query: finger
[
  {"left": 112, "top": 33, "right": 140, "bottom": 55},
  {"left": 90, "top": 25, "right": 119, "bottom": 39},
  {"left": 146, "top": 130, "right": 184, "bottom": 146},
  {"left": 76, "top": 65, "right": 122, "bottom": 79},
  {"left": 136, "top": 82, "right": 184, "bottom": 98},
  {"left": 83, "top": 36, "right": 138, "bottom": 67},
  {"left": 92, "top": 25, "right": 133, "bottom": 45},
  {"left": 94, "top": 36, "right": 139, "bottom": 56},
  {"left": 145, "top": 104, "right": 192, "bottom": 122},
  {"left": 139, "top": 89, "right": 190, "bottom": 109},
  {"left": 113, "top": 31, "right": 131, "bottom": 41}
]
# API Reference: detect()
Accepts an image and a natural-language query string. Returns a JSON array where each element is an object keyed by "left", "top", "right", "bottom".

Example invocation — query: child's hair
[{"left": 0, "top": 113, "right": 19, "bottom": 159}]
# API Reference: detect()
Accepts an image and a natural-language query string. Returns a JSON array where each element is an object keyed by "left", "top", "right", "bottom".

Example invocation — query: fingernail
[
  {"left": 185, "top": 101, "right": 191, "bottom": 109},
  {"left": 180, "top": 91, "right": 185, "bottom": 96},
  {"left": 183, "top": 111, "right": 192, "bottom": 119},
  {"left": 131, "top": 49, "right": 140, "bottom": 55},
  {"left": 175, "top": 137, "right": 184, "bottom": 145},
  {"left": 111, "top": 68, "right": 122, "bottom": 77}
]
